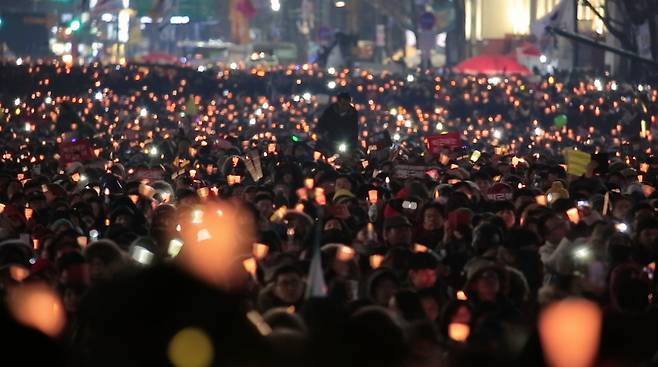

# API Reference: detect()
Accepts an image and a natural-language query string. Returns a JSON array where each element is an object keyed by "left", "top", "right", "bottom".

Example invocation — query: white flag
[
  {"left": 305, "top": 244, "right": 327, "bottom": 299},
  {"left": 636, "top": 21, "right": 653, "bottom": 60},
  {"left": 532, "top": 0, "right": 575, "bottom": 51},
  {"left": 531, "top": 0, "right": 576, "bottom": 69}
]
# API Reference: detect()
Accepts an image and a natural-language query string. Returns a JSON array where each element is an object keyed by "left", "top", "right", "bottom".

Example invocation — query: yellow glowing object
[{"left": 167, "top": 327, "right": 214, "bottom": 367}]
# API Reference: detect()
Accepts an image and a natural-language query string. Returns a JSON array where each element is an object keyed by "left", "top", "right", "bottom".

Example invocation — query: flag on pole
[
  {"left": 531, "top": 0, "right": 575, "bottom": 68},
  {"left": 305, "top": 242, "right": 328, "bottom": 298},
  {"left": 531, "top": 0, "right": 575, "bottom": 51},
  {"left": 305, "top": 206, "right": 327, "bottom": 299},
  {"left": 89, "top": 0, "right": 123, "bottom": 15}
]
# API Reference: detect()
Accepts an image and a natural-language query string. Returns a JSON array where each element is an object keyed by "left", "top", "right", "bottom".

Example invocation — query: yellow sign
[{"left": 564, "top": 149, "right": 591, "bottom": 176}]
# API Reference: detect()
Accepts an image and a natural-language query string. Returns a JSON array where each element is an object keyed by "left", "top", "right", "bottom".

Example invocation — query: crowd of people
[{"left": 0, "top": 60, "right": 657, "bottom": 367}]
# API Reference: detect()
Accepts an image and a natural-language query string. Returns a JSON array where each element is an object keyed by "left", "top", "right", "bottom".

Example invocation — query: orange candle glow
[
  {"left": 414, "top": 244, "right": 428, "bottom": 253},
  {"left": 336, "top": 245, "right": 356, "bottom": 262},
  {"left": 242, "top": 257, "right": 257, "bottom": 278},
  {"left": 368, "top": 190, "right": 378, "bottom": 205},
  {"left": 7, "top": 283, "right": 66, "bottom": 337},
  {"left": 539, "top": 299, "right": 601, "bottom": 367},
  {"left": 314, "top": 188, "right": 326, "bottom": 206},
  {"left": 566, "top": 208, "right": 580, "bottom": 224},
  {"left": 369, "top": 254, "right": 384, "bottom": 269},
  {"left": 448, "top": 323, "right": 470, "bottom": 342},
  {"left": 77, "top": 236, "right": 88, "bottom": 248},
  {"left": 252, "top": 243, "right": 269, "bottom": 260},
  {"left": 10, "top": 265, "right": 30, "bottom": 282},
  {"left": 228, "top": 175, "right": 241, "bottom": 185}
]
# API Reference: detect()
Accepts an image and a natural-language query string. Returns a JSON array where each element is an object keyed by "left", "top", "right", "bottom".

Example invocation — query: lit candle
[
  {"left": 448, "top": 323, "right": 470, "bottom": 342},
  {"left": 414, "top": 244, "right": 428, "bottom": 253},
  {"left": 77, "top": 236, "right": 88, "bottom": 248},
  {"left": 535, "top": 195, "right": 548, "bottom": 206},
  {"left": 539, "top": 299, "right": 601, "bottom": 367},
  {"left": 24, "top": 208, "right": 33, "bottom": 221},
  {"left": 566, "top": 208, "right": 580, "bottom": 224},
  {"left": 242, "top": 258, "right": 257, "bottom": 279},
  {"left": 252, "top": 243, "right": 269, "bottom": 260},
  {"left": 369, "top": 254, "right": 384, "bottom": 269},
  {"left": 368, "top": 190, "right": 378, "bottom": 205},
  {"left": 336, "top": 245, "right": 355, "bottom": 262},
  {"left": 228, "top": 175, "right": 241, "bottom": 185},
  {"left": 197, "top": 187, "right": 209, "bottom": 199},
  {"left": 314, "top": 188, "right": 326, "bottom": 206}
]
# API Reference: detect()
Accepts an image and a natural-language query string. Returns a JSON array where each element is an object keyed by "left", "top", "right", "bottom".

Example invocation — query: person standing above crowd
[{"left": 316, "top": 92, "right": 359, "bottom": 156}]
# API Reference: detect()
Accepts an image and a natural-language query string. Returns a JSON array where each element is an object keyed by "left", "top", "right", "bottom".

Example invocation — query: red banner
[
  {"left": 426, "top": 132, "right": 461, "bottom": 155},
  {"left": 58, "top": 140, "right": 94, "bottom": 164}
]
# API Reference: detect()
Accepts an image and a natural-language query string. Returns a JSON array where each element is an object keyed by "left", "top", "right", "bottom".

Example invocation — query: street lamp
[{"left": 335, "top": 1, "right": 346, "bottom": 8}]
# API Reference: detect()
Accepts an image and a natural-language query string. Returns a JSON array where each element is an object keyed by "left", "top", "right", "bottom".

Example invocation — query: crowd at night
[{"left": 0, "top": 61, "right": 657, "bottom": 366}]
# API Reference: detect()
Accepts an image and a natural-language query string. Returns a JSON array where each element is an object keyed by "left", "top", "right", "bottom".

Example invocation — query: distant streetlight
[
  {"left": 70, "top": 19, "right": 81, "bottom": 31},
  {"left": 271, "top": 0, "right": 281, "bottom": 11},
  {"left": 170, "top": 16, "right": 190, "bottom": 25},
  {"left": 335, "top": 1, "right": 346, "bottom": 8}
]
